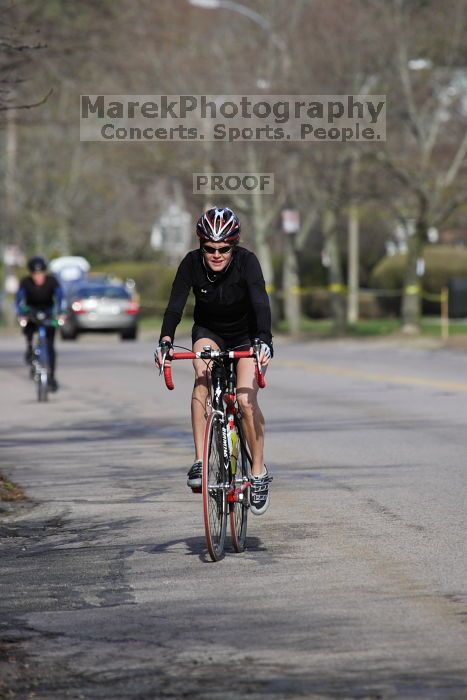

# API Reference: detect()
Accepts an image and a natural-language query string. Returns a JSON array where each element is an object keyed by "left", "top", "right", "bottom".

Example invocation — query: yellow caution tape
[
  {"left": 328, "top": 284, "right": 347, "bottom": 294},
  {"left": 141, "top": 286, "right": 445, "bottom": 308},
  {"left": 405, "top": 285, "right": 420, "bottom": 295}
]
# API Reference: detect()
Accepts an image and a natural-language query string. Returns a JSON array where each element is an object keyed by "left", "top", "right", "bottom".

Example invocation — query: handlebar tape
[
  {"left": 256, "top": 366, "right": 266, "bottom": 389},
  {"left": 163, "top": 365, "right": 174, "bottom": 391}
]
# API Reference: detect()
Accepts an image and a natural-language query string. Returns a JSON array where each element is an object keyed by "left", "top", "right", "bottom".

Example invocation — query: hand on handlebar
[
  {"left": 154, "top": 338, "right": 173, "bottom": 372},
  {"left": 253, "top": 340, "right": 272, "bottom": 369}
]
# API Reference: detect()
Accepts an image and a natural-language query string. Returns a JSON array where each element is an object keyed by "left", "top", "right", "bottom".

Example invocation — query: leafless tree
[{"left": 370, "top": 0, "right": 467, "bottom": 331}]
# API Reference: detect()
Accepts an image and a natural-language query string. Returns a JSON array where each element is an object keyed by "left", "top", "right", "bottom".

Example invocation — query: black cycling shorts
[{"left": 191, "top": 324, "right": 251, "bottom": 351}]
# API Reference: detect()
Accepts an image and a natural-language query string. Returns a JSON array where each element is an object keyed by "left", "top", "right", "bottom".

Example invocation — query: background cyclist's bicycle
[{"left": 19, "top": 311, "right": 58, "bottom": 402}]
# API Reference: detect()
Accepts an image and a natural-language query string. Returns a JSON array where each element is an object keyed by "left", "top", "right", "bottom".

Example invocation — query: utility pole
[
  {"left": 347, "top": 153, "right": 359, "bottom": 324},
  {"left": 5, "top": 107, "right": 18, "bottom": 244},
  {"left": 281, "top": 208, "right": 301, "bottom": 336}
]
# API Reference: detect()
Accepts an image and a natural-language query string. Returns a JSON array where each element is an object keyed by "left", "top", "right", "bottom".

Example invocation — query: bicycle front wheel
[
  {"left": 37, "top": 369, "right": 48, "bottom": 402},
  {"left": 229, "top": 422, "right": 250, "bottom": 553},
  {"left": 202, "top": 412, "right": 228, "bottom": 561}
]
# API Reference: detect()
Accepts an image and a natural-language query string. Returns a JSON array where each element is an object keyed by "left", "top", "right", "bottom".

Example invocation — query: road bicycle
[
  {"left": 19, "top": 311, "right": 58, "bottom": 402},
  {"left": 161, "top": 341, "right": 265, "bottom": 561}
]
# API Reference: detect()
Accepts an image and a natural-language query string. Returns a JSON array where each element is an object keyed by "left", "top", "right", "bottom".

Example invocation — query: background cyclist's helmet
[
  {"left": 27, "top": 256, "right": 47, "bottom": 272},
  {"left": 196, "top": 207, "right": 241, "bottom": 244}
]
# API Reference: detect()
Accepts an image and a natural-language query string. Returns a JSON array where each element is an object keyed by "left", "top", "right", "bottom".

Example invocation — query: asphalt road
[{"left": 1, "top": 332, "right": 467, "bottom": 699}]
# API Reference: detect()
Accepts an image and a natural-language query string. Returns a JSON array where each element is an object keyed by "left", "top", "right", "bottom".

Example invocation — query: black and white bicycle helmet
[
  {"left": 27, "top": 256, "right": 47, "bottom": 272},
  {"left": 196, "top": 207, "right": 241, "bottom": 244}
]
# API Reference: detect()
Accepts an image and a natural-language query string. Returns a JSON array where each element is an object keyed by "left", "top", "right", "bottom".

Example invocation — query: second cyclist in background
[{"left": 16, "top": 256, "right": 65, "bottom": 392}]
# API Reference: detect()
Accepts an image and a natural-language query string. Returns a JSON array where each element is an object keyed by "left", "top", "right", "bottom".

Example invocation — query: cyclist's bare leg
[
  {"left": 191, "top": 337, "right": 221, "bottom": 461},
  {"left": 236, "top": 357, "right": 268, "bottom": 477}
]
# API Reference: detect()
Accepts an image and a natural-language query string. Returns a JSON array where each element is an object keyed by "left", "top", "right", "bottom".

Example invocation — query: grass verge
[
  {"left": 140, "top": 315, "right": 193, "bottom": 338},
  {"left": 0, "top": 474, "right": 27, "bottom": 502},
  {"left": 276, "top": 318, "right": 402, "bottom": 337},
  {"left": 277, "top": 317, "right": 467, "bottom": 338},
  {"left": 139, "top": 315, "right": 467, "bottom": 340}
]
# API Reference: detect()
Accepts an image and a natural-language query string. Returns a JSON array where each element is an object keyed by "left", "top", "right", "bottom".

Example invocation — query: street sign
[
  {"left": 3, "top": 245, "right": 25, "bottom": 267},
  {"left": 281, "top": 209, "right": 300, "bottom": 234}
]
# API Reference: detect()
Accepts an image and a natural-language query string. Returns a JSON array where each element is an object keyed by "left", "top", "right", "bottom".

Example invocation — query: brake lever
[
  {"left": 253, "top": 341, "right": 263, "bottom": 375},
  {"left": 158, "top": 348, "right": 168, "bottom": 376},
  {"left": 156, "top": 341, "right": 173, "bottom": 376}
]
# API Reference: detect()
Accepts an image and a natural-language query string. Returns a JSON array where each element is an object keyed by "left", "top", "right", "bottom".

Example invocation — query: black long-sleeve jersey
[
  {"left": 16, "top": 275, "right": 63, "bottom": 313},
  {"left": 160, "top": 247, "right": 272, "bottom": 345}
]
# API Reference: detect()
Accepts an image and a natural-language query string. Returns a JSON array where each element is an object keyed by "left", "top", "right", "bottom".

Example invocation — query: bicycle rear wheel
[
  {"left": 229, "top": 421, "right": 250, "bottom": 552},
  {"left": 202, "top": 411, "right": 228, "bottom": 561}
]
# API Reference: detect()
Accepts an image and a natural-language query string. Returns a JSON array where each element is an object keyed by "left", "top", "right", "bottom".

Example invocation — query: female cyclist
[{"left": 155, "top": 207, "right": 273, "bottom": 514}]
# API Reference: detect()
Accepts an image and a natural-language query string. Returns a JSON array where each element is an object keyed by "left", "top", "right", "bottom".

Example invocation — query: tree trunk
[
  {"left": 323, "top": 207, "right": 347, "bottom": 333},
  {"left": 401, "top": 223, "right": 425, "bottom": 333},
  {"left": 57, "top": 200, "right": 71, "bottom": 256},
  {"left": 347, "top": 200, "right": 359, "bottom": 324},
  {"left": 5, "top": 107, "right": 18, "bottom": 241},
  {"left": 401, "top": 202, "right": 427, "bottom": 333},
  {"left": 282, "top": 233, "right": 301, "bottom": 336},
  {"left": 347, "top": 154, "right": 359, "bottom": 324},
  {"left": 255, "top": 232, "right": 278, "bottom": 324},
  {"left": 249, "top": 163, "right": 277, "bottom": 325}
]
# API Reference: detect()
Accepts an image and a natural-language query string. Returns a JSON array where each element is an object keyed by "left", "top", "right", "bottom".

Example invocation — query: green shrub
[
  {"left": 272, "top": 251, "right": 328, "bottom": 321},
  {"left": 298, "top": 251, "right": 328, "bottom": 288},
  {"left": 299, "top": 289, "right": 382, "bottom": 319},
  {"left": 302, "top": 288, "right": 330, "bottom": 319},
  {"left": 371, "top": 245, "right": 467, "bottom": 315},
  {"left": 358, "top": 291, "right": 382, "bottom": 319}
]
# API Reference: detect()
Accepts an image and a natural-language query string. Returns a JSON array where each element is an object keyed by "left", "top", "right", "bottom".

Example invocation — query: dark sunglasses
[{"left": 202, "top": 245, "right": 233, "bottom": 255}]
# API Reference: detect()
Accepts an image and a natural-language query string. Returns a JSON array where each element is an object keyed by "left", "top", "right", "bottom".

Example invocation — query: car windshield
[{"left": 75, "top": 286, "right": 130, "bottom": 300}]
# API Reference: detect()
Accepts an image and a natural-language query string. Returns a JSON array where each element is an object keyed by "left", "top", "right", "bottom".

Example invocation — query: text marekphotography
[{"left": 80, "top": 94, "right": 386, "bottom": 143}]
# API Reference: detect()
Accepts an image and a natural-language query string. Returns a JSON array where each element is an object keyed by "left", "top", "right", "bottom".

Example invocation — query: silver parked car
[{"left": 60, "top": 283, "right": 139, "bottom": 340}]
